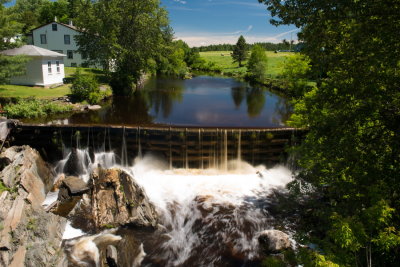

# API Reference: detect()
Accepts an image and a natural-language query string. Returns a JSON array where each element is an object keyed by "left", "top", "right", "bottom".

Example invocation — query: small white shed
[{"left": 0, "top": 45, "right": 66, "bottom": 87}]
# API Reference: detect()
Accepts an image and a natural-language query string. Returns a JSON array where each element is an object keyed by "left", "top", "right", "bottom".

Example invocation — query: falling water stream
[{"left": 45, "top": 130, "right": 295, "bottom": 266}]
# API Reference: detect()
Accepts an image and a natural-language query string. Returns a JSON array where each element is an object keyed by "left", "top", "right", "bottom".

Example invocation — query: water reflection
[{"left": 23, "top": 75, "right": 291, "bottom": 127}]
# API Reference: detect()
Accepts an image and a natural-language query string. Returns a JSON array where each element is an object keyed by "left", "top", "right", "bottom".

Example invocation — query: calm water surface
[{"left": 26, "top": 75, "right": 291, "bottom": 127}]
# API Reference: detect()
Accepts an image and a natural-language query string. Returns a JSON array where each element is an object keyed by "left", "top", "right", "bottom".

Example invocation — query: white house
[
  {"left": 0, "top": 45, "right": 65, "bottom": 87},
  {"left": 27, "top": 21, "right": 87, "bottom": 67}
]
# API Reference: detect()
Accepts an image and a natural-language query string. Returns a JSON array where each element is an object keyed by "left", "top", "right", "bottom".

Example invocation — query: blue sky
[
  {"left": 161, "top": 0, "right": 298, "bottom": 47},
  {"left": 4, "top": 0, "right": 298, "bottom": 47}
]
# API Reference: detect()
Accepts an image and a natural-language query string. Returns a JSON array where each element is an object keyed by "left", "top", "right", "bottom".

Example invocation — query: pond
[{"left": 24, "top": 75, "right": 292, "bottom": 127}]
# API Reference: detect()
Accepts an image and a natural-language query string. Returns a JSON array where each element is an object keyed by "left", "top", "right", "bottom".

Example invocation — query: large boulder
[
  {"left": 258, "top": 230, "right": 291, "bottom": 253},
  {"left": 66, "top": 167, "right": 158, "bottom": 232},
  {"left": 0, "top": 146, "right": 67, "bottom": 267},
  {"left": 89, "top": 168, "right": 158, "bottom": 230}
]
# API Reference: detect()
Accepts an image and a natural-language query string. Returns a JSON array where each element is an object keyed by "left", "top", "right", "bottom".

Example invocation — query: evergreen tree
[{"left": 231, "top": 35, "right": 247, "bottom": 67}]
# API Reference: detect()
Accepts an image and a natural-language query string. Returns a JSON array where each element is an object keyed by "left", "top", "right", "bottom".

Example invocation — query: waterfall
[
  {"left": 121, "top": 127, "right": 128, "bottom": 166},
  {"left": 237, "top": 129, "right": 242, "bottom": 171}
]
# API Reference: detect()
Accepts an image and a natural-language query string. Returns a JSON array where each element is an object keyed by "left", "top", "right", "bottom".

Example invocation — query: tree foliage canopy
[
  {"left": 247, "top": 44, "right": 268, "bottom": 82},
  {"left": 259, "top": 0, "right": 400, "bottom": 265},
  {"left": 74, "top": 0, "right": 171, "bottom": 95}
]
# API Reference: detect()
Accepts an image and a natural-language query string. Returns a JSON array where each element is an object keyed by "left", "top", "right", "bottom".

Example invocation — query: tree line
[{"left": 193, "top": 41, "right": 293, "bottom": 52}]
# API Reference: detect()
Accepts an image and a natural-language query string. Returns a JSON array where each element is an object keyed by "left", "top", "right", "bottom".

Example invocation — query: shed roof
[{"left": 0, "top": 45, "right": 66, "bottom": 57}]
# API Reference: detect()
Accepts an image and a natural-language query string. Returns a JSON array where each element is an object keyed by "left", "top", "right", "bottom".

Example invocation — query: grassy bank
[
  {"left": 0, "top": 67, "right": 108, "bottom": 100},
  {"left": 199, "top": 51, "right": 293, "bottom": 78}
]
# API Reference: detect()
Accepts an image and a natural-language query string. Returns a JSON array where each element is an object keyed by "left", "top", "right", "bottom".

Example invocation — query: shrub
[
  {"left": 71, "top": 68, "right": 101, "bottom": 104},
  {"left": 4, "top": 98, "right": 72, "bottom": 119}
]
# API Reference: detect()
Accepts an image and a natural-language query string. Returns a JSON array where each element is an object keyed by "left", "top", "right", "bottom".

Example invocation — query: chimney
[
  {"left": 69, "top": 20, "right": 73, "bottom": 27},
  {"left": 54, "top": 16, "right": 58, "bottom": 22}
]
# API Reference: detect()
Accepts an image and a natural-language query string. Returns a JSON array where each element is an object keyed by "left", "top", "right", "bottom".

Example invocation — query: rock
[
  {"left": 106, "top": 245, "right": 118, "bottom": 267},
  {"left": 90, "top": 168, "right": 158, "bottom": 230},
  {"left": 68, "top": 167, "right": 158, "bottom": 231},
  {"left": 0, "top": 146, "right": 67, "bottom": 267},
  {"left": 87, "top": 105, "right": 102, "bottom": 110},
  {"left": 258, "top": 230, "right": 291, "bottom": 253},
  {"left": 62, "top": 176, "right": 90, "bottom": 195},
  {"left": 50, "top": 176, "right": 89, "bottom": 217},
  {"left": 64, "top": 231, "right": 122, "bottom": 267},
  {"left": 63, "top": 148, "right": 88, "bottom": 176}
]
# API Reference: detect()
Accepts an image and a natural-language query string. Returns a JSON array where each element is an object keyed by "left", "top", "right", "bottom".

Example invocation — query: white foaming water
[
  {"left": 129, "top": 154, "right": 293, "bottom": 265},
  {"left": 63, "top": 221, "right": 86, "bottom": 240},
  {"left": 55, "top": 148, "right": 294, "bottom": 265}
]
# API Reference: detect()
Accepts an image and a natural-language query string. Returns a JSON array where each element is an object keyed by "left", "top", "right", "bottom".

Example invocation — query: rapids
[{"left": 47, "top": 144, "right": 294, "bottom": 266}]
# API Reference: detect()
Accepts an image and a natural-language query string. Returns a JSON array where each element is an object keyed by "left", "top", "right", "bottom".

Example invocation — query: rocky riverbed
[{"left": 0, "top": 145, "right": 297, "bottom": 267}]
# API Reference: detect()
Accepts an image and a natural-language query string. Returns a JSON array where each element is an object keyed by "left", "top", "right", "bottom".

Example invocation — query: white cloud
[
  {"left": 226, "top": 25, "right": 253, "bottom": 35},
  {"left": 175, "top": 29, "right": 300, "bottom": 47},
  {"left": 173, "top": 0, "right": 187, "bottom": 4}
]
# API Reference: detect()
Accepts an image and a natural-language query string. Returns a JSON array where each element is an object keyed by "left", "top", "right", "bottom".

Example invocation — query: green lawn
[
  {"left": 0, "top": 84, "right": 71, "bottom": 99},
  {"left": 0, "top": 67, "right": 108, "bottom": 99},
  {"left": 199, "top": 51, "right": 294, "bottom": 78}
]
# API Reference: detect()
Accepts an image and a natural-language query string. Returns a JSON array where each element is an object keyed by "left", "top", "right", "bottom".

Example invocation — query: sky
[
  {"left": 161, "top": 0, "right": 298, "bottom": 47},
  {"left": 4, "top": 0, "right": 299, "bottom": 47}
]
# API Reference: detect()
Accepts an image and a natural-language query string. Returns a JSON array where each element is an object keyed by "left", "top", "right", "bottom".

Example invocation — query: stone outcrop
[
  {"left": 89, "top": 168, "right": 158, "bottom": 230},
  {"left": 258, "top": 230, "right": 291, "bottom": 253},
  {"left": 64, "top": 167, "right": 158, "bottom": 232},
  {"left": 0, "top": 146, "right": 67, "bottom": 267},
  {"left": 50, "top": 176, "right": 90, "bottom": 217}
]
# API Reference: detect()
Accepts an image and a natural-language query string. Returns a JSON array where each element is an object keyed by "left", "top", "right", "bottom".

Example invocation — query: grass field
[
  {"left": 0, "top": 67, "right": 107, "bottom": 99},
  {"left": 0, "top": 84, "right": 71, "bottom": 99},
  {"left": 199, "top": 51, "right": 294, "bottom": 78}
]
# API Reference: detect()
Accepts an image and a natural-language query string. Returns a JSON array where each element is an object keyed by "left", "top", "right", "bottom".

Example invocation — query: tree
[
  {"left": 74, "top": 0, "right": 171, "bottom": 95},
  {"left": 231, "top": 35, "right": 247, "bottom": 67},
  {"left": 259, "top": 0, "right": 400, "bottom": 266},
  {"left": 11, "top": 0, "right": 50, "bottom": 33},
  {"left": 246, "top": 44, "right": 268, "bottom": 82},
  {"left": 0, "top": 0, "right": 29, "bottom": 84},
  {"left": 38, "top": 0, "right": 70, "bottom": 25},
  {"left": 281, "top": 54, "right": 312, "bottom": 98}
]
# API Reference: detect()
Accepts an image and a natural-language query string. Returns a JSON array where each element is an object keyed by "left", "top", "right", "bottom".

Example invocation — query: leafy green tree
[
  {"left": 281, "top": 54, "right": 312, "bottom": 98},
  {"left": 247, "top": 44, "right": 268, "bottom": 82},
  {"left": 259, "top": 0, "right": 400, "bottom": 265},
  {"left": 38, "top": 0, "right": 70, "bottom": 24},
  {"left": 74, "top": 0, "right": 171, "bottom": 95},
  {"left": 11, "top": 0, "right": 50, "bottom": 33},
  {"left": 0, "top": 0, "right": 29, "bottom": 84},
  {"left": 231, "top": 35, "right": 247, "bottom": 67}
]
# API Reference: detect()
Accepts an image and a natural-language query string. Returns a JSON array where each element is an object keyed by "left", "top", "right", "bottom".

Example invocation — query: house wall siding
[
  {"left": 10, "top": 56, "right": 65, "bottom": 86},
  {"left": 32, "top": 23, "right": 85, "bottom": 67},
  {"left": 10, "top": 57, "right": 44, "bottom": 86}
]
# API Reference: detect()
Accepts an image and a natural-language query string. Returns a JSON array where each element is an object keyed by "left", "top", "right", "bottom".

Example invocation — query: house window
[
  {"left": 64, "top": 35, "right": 70, "bottom": 45},
  {"left": 40, "top": 34, "right": 47, "bottom": 44},
  {"left": 52, "top": 24, "right": 57, "bottom": 31},
  {"left": 67, "top": 50, "right": 73, "bottom": 59},
  {"left": 81, "top": 52, "right": 87, "bottom": 60},
  {"left": 56, "top": 61, "right": 60, "bottom": 73},
  {"left": 48, "top": 61, "right": 52, "bottom": 74}
]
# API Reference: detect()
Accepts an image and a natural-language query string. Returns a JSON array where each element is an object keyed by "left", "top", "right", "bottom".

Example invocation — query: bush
[
  {"left": 71, "top": 68, "right": 102, "bottom": 104},
  {"left": 247, "top": 44, "right": 268, "bottom": 82},
  {"left": 4, "top": 98, "right": 72, "bottom": 118}
]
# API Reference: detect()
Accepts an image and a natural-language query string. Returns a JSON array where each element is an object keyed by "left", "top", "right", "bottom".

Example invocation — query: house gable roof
[
  {"left": 30, "top": 21, "right": 81, "bottom": 33},
  {"left": 0, "top": 45, "right": 66, "bottom": 57}
]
